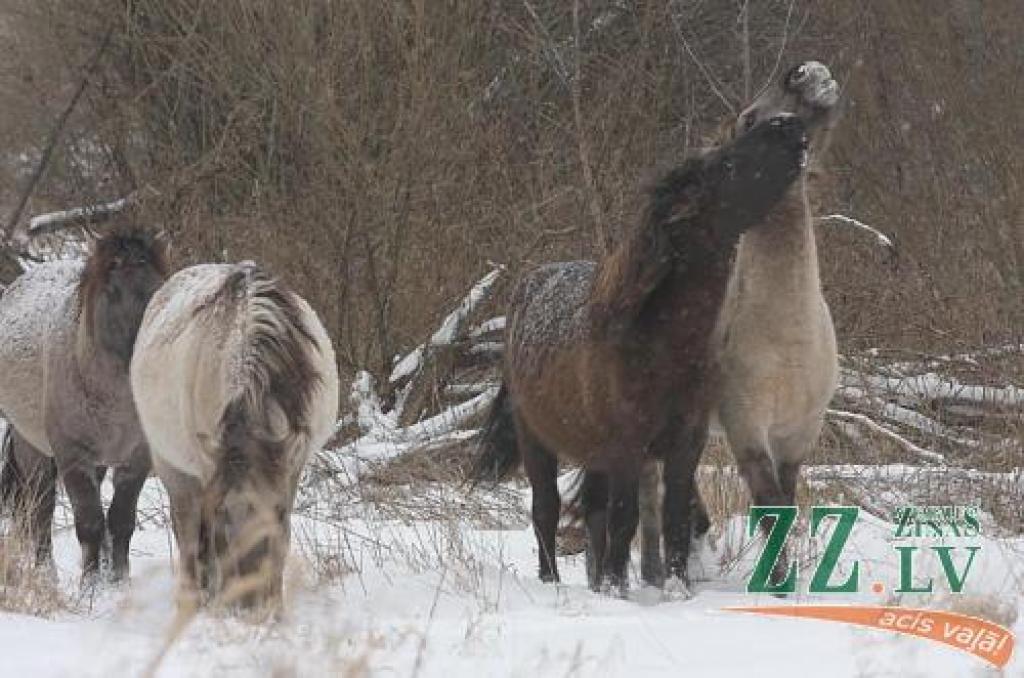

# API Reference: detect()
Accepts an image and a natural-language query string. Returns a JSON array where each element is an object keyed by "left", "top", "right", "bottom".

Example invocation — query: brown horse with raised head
[
  {"left": 0, "top": 227, "right": 168, "bottom": 583},
  {"left": 472, "top": 114, "right": 809, "bottom": 594},
  {"left": 131, "top": 262, "right": 339, "bottom": 611}
]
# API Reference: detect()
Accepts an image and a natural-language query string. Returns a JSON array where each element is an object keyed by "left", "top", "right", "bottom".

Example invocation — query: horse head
[
  {"left": 732, "top": 61, "right": 840, "bottom": 153},
  {"left": 80, "top": 227, "right": 169, "bottom": 362},
  {"left": 704, "top": 114, "right": 808, "bottom": 239}
]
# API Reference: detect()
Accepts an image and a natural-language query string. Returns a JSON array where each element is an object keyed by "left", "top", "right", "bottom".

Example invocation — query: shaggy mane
[
  {"left": 589, "top": 157, "right": 710, "bottom": 335},
  {"left": 78, "top": 226, "right": 169, "bottom": 341}
]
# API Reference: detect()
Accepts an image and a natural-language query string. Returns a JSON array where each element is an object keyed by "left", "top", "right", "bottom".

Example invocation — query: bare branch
[
  {"left": 571, "top": 0, "right": 609, "bottom": 252},
  {"left": 669, "top": 4, "right": 738, "bottom": 114},
  {"left": 4, "top": 28, "right": 113, "bottom": 237},
  {"left": 826, "top": 408, "right": 947, "bottom": 465},
  {"left": 28, "top": 197, "right": 130, "bottom": 237},
  {"left": 739, "top": 0, "right": 751, "bottom": 101},
  {"left": 817, "top": 214, "right": 895, "bottom": 250},
  {"left": 759, "top": 0, "right": 798, "bottom": 99}
]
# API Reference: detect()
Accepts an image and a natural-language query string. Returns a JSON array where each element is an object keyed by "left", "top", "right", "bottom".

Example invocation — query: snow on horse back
[
  {"left": 131, "top": 262, "right": 339, "bottom": 612},
  {"left": 0, "top": 226, "right": 168, "bottom": 583}
]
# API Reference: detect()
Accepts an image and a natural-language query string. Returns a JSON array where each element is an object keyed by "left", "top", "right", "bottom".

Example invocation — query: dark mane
[
  {"left": 78, "top": 226, "right": 169, "bottom": 344},
  {"left": 210, "top": 264, "right": 322, "bottom": 489},
  {"left": 589, "top": 156, "right": 711, "bottom": 334}
]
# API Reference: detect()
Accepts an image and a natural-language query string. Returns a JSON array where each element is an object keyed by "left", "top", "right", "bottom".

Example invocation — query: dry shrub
[
  {"left": 0, "top": 519, "right": 67, "bottom": 617},
  {"left": 1, "top": 1, "right": 1018, "bottom": 389}
]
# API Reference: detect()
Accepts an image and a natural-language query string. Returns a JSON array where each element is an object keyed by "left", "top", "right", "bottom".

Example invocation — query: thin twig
[
  {"left": 759, "top": 0, "right": 798, "bottom": 99},
  {"left": 826, "top": 408, "right": 946, "bottom": 465},
  {"left": 571, "top": 0, "right": 609, "bottom": 252},
  {"left": 669, "top": 4, "right": 737, "bottom": 114},
  {"left": 410, "top": 565, "right": 447, "bottom": 678},
  {"left": 817, "top": 214, "right": 895, "bottom": 249},
  {"left": 739, "top": 0, "right": 751, "bottom": 101},
  {"left": 5, "top": 28, "right": 114, "bottom": 236}
]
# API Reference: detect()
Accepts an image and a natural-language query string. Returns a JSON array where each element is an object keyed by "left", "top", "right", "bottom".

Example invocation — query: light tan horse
[
  {"left": 131, "top": 262, "right": 339, "bottom": 610},
  {"left": 640, "top": 61, "right": 841, "bottom": 587}
]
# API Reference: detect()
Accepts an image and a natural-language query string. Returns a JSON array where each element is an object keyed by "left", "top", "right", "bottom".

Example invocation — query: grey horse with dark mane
[{"left": 0, "top": 227, "right": 168, "bottom": 583}]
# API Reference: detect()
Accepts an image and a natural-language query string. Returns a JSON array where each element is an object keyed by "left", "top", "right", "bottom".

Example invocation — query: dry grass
[{"left": 0, "top": 520, "right": 68, "bottom": 617}]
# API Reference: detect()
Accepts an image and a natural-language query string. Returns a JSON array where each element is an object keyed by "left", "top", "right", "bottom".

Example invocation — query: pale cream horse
[
  {"left": 131, "top": 262, "right": 339, "bottom": 609},
  {"left": 641, "top": 61, "right": 841, "bottom": 587}
]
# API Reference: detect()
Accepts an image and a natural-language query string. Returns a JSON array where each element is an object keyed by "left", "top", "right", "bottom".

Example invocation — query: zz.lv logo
[{"left": 747, "top": 506, "right": 981, "bottom": 596}]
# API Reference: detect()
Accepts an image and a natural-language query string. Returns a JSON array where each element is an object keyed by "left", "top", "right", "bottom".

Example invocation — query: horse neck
[
  {"left": 733, "top": 182, "right": 822, "bottom": 302},
  {"left": 74, "top": 309, "right": 129, "bottom": 376},
  {"left": 630, "top": 246, "right": 734, "bottom": 359}
]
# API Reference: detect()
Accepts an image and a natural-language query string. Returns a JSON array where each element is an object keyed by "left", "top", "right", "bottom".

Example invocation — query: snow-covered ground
[{"left": 1, "top": 478, "right": 1022, "bottom": 678}]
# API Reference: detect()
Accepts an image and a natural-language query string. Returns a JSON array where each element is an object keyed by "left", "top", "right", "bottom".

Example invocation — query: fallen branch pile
[{"left": 330, "top": 271, "right": 1022, "bottom": 497}]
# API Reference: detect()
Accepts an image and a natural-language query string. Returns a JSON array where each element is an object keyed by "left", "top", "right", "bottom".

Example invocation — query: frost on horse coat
[
  {"left": 0, "top": 229, "right": 167, "bottom": 580},
  {"left": 131, "top": 262, "right": 338, "bottom": 609},
  {"left": 473, "top": 115, "right": 810, "bottom": 593}
]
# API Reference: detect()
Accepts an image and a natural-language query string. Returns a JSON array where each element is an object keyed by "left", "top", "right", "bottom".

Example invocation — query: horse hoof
[
  {"left": 539, "top": 572, "right": 559, "bottom": 584},
  {"left": 663, "top": 576, "right": 694, "bottom": 601}
]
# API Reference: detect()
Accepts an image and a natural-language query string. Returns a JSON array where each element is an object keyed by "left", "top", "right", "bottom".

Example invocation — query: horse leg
[
  {"left": 603, "top": 469, "right": 639, "bottom": 596},
  {"left": 730, "top": 438, "right": 792, "bottom": 587},
  {"left": 773, "top": 423, "right": 820, "bottom": 507},
  {"left": 638, "top": 460, "right": 664, "bottom": 588},
  {"left": 107, "top": 446, "right": 152, "bottom": 582},
  {"left": 776, "top": 458, "right": 802, "bottom": 508},
  {"left": 691, "top": 474, "right": 710, "bottom": 539},
  {"left": 519, "top": 427, "right": 560, "bottom": 583},
  {"left": 58, "top": 456, "right": 105, "bottom": 582},
  {"left": 662, "top": 427, "right": 705, "bottom": 587},
  {"left": 581, "top": 470, "right": 608, "bottom": 591},
  {"left": 155, "top": 459, "right": 204, "bottom": 607}
]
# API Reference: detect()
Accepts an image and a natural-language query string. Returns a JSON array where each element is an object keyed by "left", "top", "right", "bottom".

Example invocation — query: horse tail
[
  {"left": 0, "top": 424, "right": 17, "bottom": 510},
  {"left": 211, "top": 264, "right": 323, "bottom": 498},
  {"left": 469, "top": 382, "right": 520, "bottom": 485}
]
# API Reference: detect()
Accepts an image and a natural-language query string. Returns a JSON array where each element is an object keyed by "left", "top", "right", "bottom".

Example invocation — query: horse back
[
  {"left": 131, "top": 263, "right": 339, "bottom": 484},
  {"left": 504, "top": 262, "right": 658, "bottom": 469},
  {"left": 0, "top": 260, "right": 84, "bottom": 455}
]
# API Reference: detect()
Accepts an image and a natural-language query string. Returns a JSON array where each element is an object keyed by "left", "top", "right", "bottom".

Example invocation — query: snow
[
  {"left": 469, "top": 316, "right": 506, "bottom": 338},
  {"left": 388, "top": 268, "right": 502, "bottom": 386},
  {"left": 28, "top": 198, "right": 130, "bottom": 236},
  {"left": 852, "top": 371, "right": 1024, "bottom": 409},
  {"left": 0, "top": 260, "right": 82, "bottom": 367},
  {"left": 1, "top": 478, "right": 1021, "bottom": 677},
  {"left": 431, "top": 267, "right": 503, "bottom": 347}
]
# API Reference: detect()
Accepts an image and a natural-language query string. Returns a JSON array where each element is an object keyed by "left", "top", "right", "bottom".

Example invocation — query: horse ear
[
  {"left": 153, "top": 230, "right": 172, "bottom": 266},
  {"left": 82, "top": 227, "right": 100, "bottom": 251}
]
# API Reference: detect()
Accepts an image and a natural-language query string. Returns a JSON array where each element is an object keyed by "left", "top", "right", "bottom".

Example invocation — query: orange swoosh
[{"left": 724, "top": 605, "right": 1014, "bottom": 668}]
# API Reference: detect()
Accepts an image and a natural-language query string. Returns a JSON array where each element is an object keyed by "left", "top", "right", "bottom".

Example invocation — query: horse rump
[
  {"left": 0, "top": 424, "right": 15, "bottom": 510},
  {"left": 469, "top": 383, "right": 520, "bottom": 485}
]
